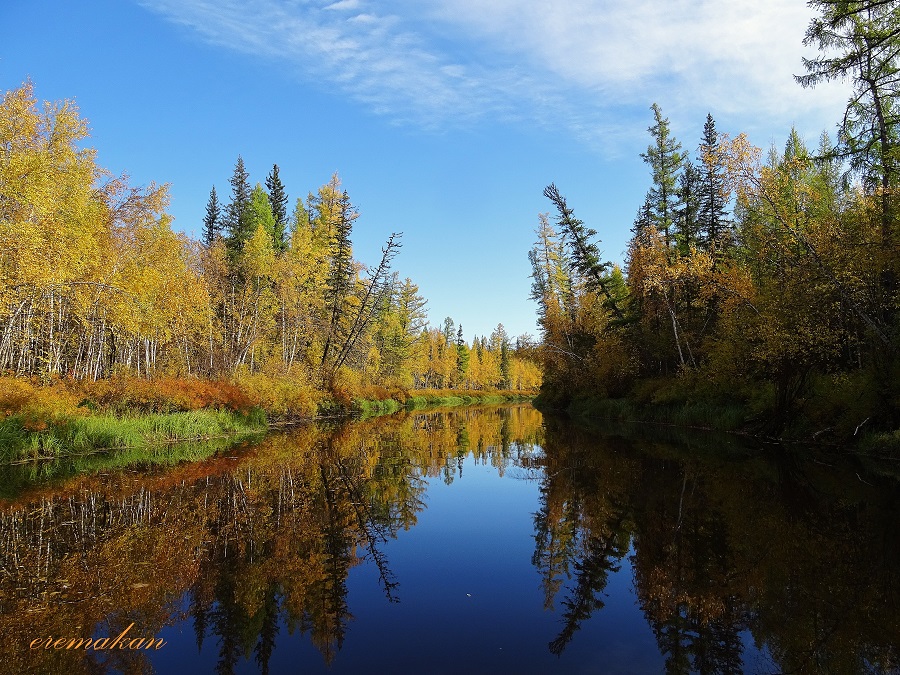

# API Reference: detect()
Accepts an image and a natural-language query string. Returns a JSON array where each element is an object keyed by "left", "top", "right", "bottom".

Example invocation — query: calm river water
[{"left": 1, "top": 404, "right": 899, "bottom": 674}]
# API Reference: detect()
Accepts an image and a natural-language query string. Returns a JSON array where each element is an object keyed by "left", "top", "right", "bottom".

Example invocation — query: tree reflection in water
[
  {"left": 0, "top": 405, "right": 542, "bottom": 674},
  {"left": 1, "top": 405, "right": 899, "bottom": 674},
  {"left": 533, "top": 417, "right": 900, "bottom": 674}
]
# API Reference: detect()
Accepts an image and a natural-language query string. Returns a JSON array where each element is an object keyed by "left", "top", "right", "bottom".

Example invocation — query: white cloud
[{"left": 138, "top": 0, "right": 852, "bottom": 148}]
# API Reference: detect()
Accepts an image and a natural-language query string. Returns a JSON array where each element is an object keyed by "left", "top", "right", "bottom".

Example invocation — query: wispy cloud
[{"left": 139, "top": 0, "right": 851, "bottom": 148}]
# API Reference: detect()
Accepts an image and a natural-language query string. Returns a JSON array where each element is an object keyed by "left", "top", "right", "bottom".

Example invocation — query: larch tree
[
  {"left": 640, "top": 103, "right": 684, "bottom": 252},
  {"left": 798, "top": 0, "right": 900, "bottom": 248},
  {"left": 247, "top": 184, "right": 276, "bottom": 243}
]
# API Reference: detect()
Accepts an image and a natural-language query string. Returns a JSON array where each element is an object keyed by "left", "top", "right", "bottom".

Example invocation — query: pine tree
[
  {"left": 265, "top": 164, "right": 289, "bottom": 253},
  {"left": 202, "top": 185, "right": 221, "bottom": 247},
  {"left": 640, "top": 103, "right": 684, "bottom": 251}
]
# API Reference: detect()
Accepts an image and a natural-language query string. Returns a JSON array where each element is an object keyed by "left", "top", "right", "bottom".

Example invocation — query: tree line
[
  {"left": 0, "top": 83, "right": 540, "bottom": 395},
  {"left": 529, "top": 0, "right": 900, "bottom": 436}
]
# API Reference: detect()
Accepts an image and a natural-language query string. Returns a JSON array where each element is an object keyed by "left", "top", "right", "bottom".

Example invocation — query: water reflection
[
  {"left": 536, "top": 418, "right": 900, "bottom": 674},
  {"left": 0, "top": 406, "right": 542, "bottom": 674},
  {"left": 1, "top": 405, "right": 899, "bottom": 674}
]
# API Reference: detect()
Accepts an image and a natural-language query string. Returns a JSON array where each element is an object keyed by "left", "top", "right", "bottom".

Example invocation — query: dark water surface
[{"left": 2, "top": 404, "right": 899, "bottom": 674}]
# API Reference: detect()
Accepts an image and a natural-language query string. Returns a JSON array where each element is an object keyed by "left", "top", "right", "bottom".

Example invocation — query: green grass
[
  {"left": 348, "top": 392, "right": 535, "bottom": 419},
  {"left": 353, "top": 397, "right": 403, "bottom": 419},
  {"left": 0, "top": 433, "right": 264, "bottom": 500},
  {"left": 0, "top": 407, "right": 267, "bottom": 463},
  {"left": 404, "top": 393, "right": 533, "bottom": 410}
]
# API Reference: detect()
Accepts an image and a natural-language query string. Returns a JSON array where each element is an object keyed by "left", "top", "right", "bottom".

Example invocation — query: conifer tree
[
  {"left": 640, "top": 103, "right": 684, "bottom": 250},
  {"left": 247, "top": 183, "right": 276, "bottom": 242},
  {"left": 675, "top": 159, "right": 700, "bottom": 254},
  {"left": 443, "top": 317, "right": 455, "bottom": 347},
  {"left": 225, "top": 155, "right": 253, "bottom": 262},
  {"left": 265, "top": 164, "right": 289, "bottom": 253},
  {"left": 697, "top": 114, "right": 730, "bottom": 252},
  {"left": 798, "top": 0, "right": 900, "bottom": 245},
  {"left": 456, "top": 325, "right": 469, "bottom": 385},
  {"left": 543, "top": 184, "right": 624, "bottom": 321},
  {"left": 202, "top": 185, "right": 221, "bottom": 247},
  {"left": 321, "top": 190, "right": 357, "bottom": 375},
  {"left": 632, "top": 195, "right": 654, "bottom": 244}
]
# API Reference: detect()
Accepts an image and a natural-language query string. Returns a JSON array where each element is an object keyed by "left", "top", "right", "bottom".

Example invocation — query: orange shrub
[
  {"left": 0, "top": 376, "right": 85, "bottom": 426},
  {"left": 79, "top": 376, "right": 253, "bottom": 413}
]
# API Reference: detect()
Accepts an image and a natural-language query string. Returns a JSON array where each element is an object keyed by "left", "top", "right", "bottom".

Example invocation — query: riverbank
[
  {"left": 536, "top": 390, "right": 900, "bottom": 455},
  {"left": 0, "top": 375, "right": 536, "bottom": 463}
]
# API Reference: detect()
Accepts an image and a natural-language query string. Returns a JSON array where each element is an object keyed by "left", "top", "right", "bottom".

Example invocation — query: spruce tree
[
  {"left": 321, "top": 190, "right": 357, "bottom": 374},
  {"left": 632, "top": 194, "right": 654, "bottom": 244},
  {"left": 675, "top": 158, "right": 700, "bottom": 254},
  {"left": 456, "top": 325, "right": 469, "bottom": 385},
  {"left": 202, "top": 185, "right": 221, "bottom": 247},
  {"left": 697, "top": 114, "right": 729, "bottom": 252},
  {"left": 443, "top": 317, "right": 455, "bottom": 347},
  {"left": 225, "top": 155, "right": 253, "bottom": 262},
  {"left": 543, "top": 183, "right": 624, "bottom": 321},
  {"left": 265, "top": 164, "right": 289, "bottom": 253}
]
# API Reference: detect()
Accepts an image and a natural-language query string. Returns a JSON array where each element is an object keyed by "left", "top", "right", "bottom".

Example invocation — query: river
[{"left": 1, "top": 404, "right": 898, "bottom": 674}]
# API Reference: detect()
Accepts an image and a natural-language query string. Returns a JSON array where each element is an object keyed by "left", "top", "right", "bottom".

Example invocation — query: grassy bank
[
  {"left": 0, "top": 375, "right": 537, "bottom": 463},
  {"left": 352, "top": 388, "right": 537, "bottom": 419},
  {"left": 0, "top": 408, "right": 267, "bottom": 463}
]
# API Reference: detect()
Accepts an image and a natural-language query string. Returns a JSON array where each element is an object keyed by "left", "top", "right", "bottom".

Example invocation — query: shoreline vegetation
[
  {"left": 534, "top": 392, "right": 898, "bottom": 454},
  {"left": 0, "top": 374, "right": 536, "bottom": 464},
  {"left": 527, "top": 4, "right": 900, "bottom": 455}
]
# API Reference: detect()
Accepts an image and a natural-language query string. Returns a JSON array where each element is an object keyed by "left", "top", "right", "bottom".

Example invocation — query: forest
[
  {"left": 4, "top": 0, "right": 900, "bottom": 453},
  {"left": 0, "top": 81, "right": 540, "bottom": 448},
  {"left": 528, "top": 0, "right": 900, "bottom": 446}
]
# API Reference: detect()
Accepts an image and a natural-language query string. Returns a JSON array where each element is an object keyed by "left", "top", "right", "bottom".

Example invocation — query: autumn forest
[
  {"left": 530, "top": 2, "right": 900, "bottom": 447},
  {"left": 0, "top": 82, "right": 541, "bottom": 453},
  {"left": 4, "top": 2, "right": 900, "bottom": 672},
  {"left": 2, "top": 0, "right": 900, "bottom": 455}
]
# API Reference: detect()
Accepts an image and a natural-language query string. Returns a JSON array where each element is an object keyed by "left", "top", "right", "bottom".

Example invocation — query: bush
[{"left": 232, "top": 373, "right": 321, "bottom": 419}]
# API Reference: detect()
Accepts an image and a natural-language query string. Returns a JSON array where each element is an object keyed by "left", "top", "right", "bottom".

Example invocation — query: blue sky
[{"left": 2, "top": 0, "right": 849, "bottom": 341}]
